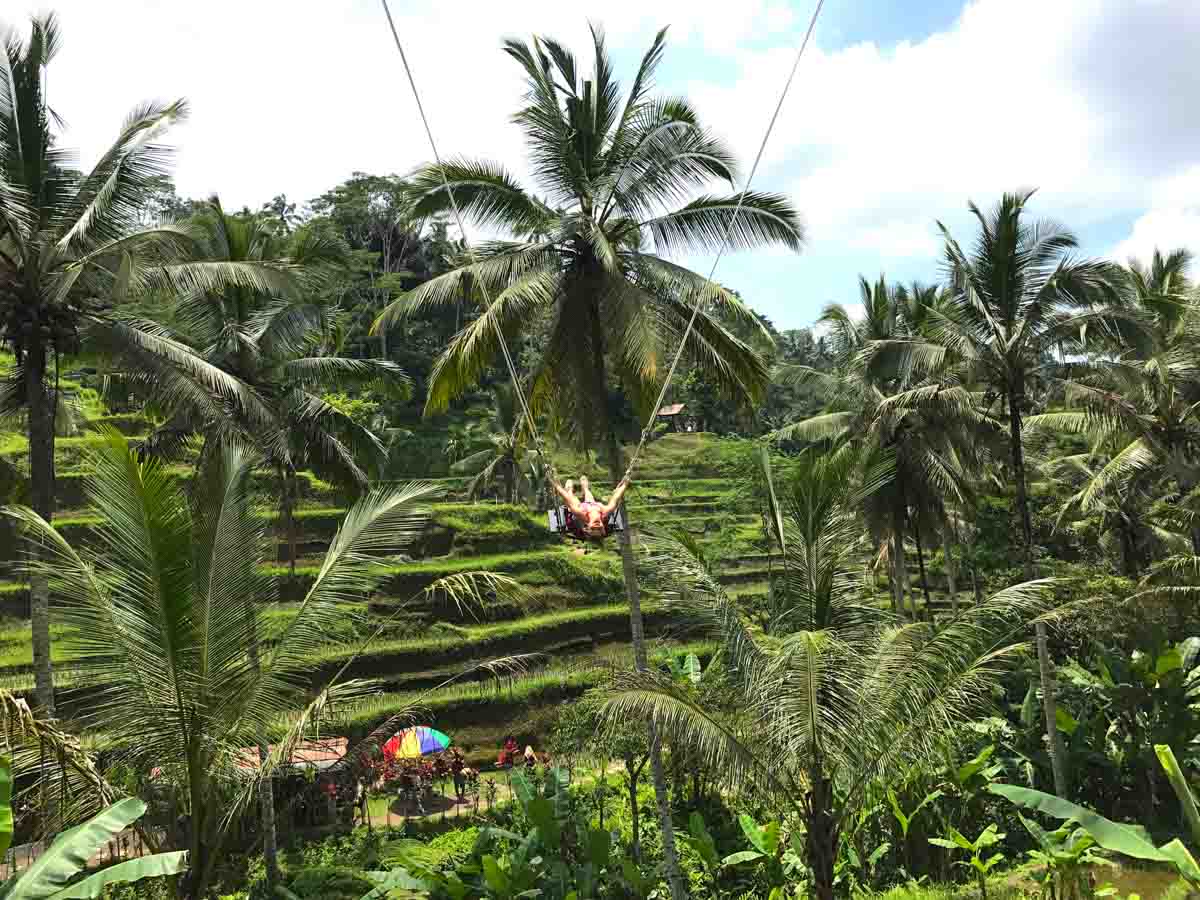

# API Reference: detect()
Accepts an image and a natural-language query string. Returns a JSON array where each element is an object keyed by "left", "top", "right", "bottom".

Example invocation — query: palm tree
[
  {"left": 453, "top": 383, "right": 537, "bottom": 504},
  {"left": 776, "top": 277, "right": 997, "bottom": 619},
  {"left": 605, "top": 447, "right": 1056, "bottom": 900},
  {"left": 374, "top": 28, "right": 803, "bottom": 894},
  {"left": 1025, "top": 248, "right": 1200, "bottom": 552},
  {"left": 151, "top": 197, "right": 406, "bottom": 573},
  {"left": 877, "top": 189, "right": 1120, "bottom": 798},
  {"left": 1042, "top": 449, "right": 1182, "bottom": 578},
  {"left": 4, "top": 432, "right": 448, "bottom": 899},
  {"left": 0, "top": 14, "right": 292, "bottom": 713}
]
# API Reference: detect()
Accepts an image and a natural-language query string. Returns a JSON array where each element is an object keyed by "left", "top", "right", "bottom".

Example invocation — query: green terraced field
[{"left": 0, "top": 424, "right": 772, "bottom": 749}]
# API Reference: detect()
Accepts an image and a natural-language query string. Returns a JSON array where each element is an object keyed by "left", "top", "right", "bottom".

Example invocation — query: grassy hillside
[{"left": 0, "top": 403, "right": 773, "bottom": 755}]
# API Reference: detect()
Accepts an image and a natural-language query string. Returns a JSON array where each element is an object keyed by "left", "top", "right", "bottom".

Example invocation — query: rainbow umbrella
[{"left": 383, "top": 726, "right": 451, "bottom": 759}]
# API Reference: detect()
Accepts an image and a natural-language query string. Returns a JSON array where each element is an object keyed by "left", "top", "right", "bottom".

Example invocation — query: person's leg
[
  {"left": 564, "top": 479, "right": 576, "bottom": 502},
  {"left": 580, "top": 476, "right": 596, "bottom": 503}
]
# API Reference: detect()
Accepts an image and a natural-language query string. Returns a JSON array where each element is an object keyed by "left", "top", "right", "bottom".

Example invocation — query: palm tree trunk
[
  {"left": 25, "top": 344, "right": 55, "bottom": 715},
  {"left": 245, "top": 602, "right": 279, "bottom": 889},
  {"left": 586, "top": 297, "right": 685, "bottom": 899},
  {"left": 806, "top": 769, "right": 838, "bottom": 900},
  {"left": 605, "top": 431, "right": 686, "bottom": 900},
  {"left": 1008, "top": 393, "right": 1068, "bottom": 798},
  {"left": 258, "top": 744, "right": 280, "bottom": 886},
  {"left": 280, "top": 469, "right": 297, "bottom": 577},
  {"left": 626, "top": 757, "right": 642, "bottom": 862},
  {"left": 943, "top": 525, "right": 959, "bottom": 615},
  {"left": 892, "top": 505, "right": 914, "bottom": 620},
  {"left": 912, "top": 513, "right": 933, "bottom": 616},
  {"left": 888, "top": 540, "right": 901, "bottom": 614}
]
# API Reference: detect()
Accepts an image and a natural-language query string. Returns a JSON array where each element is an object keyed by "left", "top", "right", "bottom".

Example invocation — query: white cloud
[
  {"left": 688, "top": 0, "right": 1199, "bottom": 267},
  {"left": 8, "top": 0, "right": 1200, "bottom": 323},
  {"left": 1110, "top": 165, "right": 1200, "bottom": 264},
  {"left": 6, "top": 0, "right": 794, "bottom": 220}
]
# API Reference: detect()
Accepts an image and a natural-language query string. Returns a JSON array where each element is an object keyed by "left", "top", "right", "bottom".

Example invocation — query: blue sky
[{"left": 13, "top": 0, "right": 1200, "bottom": 329}]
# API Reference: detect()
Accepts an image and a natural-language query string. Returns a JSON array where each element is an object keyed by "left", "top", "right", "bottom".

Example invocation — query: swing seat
[{"left": 548, "top": 505, "right": 625, "bottom": 538}]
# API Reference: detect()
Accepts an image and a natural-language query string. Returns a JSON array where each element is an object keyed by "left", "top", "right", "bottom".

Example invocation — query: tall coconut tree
[
  {"left": 149, "top": 197, "right": 406, "bottom": 573},
  {"left": 453, "top": 383, "right": 538, "bottom": 504},
  {"left": 874, "top": 190, "right": 1120, "bottom": 798},
  {"left": 374, "top": 27, "right": 804, "bottom": 895},
  {"left": 0, "top": 14, "right": 292, "bottom": 714},
  {"left": 776, "top": 276, "right": 997, "bottom": 619},
  {"left": 605, "top": 446, "right": 1057, "bottom": 900}
]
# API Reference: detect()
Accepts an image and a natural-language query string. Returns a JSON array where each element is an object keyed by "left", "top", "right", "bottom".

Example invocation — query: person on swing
[{"left": 551, "top": 475, "right": 629, "bottom": 540}]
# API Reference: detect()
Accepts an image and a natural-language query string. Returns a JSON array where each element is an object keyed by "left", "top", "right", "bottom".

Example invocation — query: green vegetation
[{"left": 1, "top": 9, "right": 1199, "bottom": 900}]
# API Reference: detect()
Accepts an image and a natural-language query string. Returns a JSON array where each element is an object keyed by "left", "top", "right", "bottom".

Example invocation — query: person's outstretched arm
[
  {"left": 551, "top": 478, "right": 585, "bottom": 515},
  {"left": 601, "top": 477, "right": 630, "bottom": 516}
]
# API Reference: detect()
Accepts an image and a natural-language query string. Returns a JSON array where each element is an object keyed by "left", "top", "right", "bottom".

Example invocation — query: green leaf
[
  {"left": 1018, "top": 813, "right": 1054, "bottom": 853},
  {"left": 1020, "top": 685, "right": 1039, "bottom": 728},
  {"left": 976, "top": 825, "right": 1005, "bottom": 848},
  {"left": 929, "top": 838, "right": 961, "bottom": 851},
  {"left": 1157, "top": 648, "right": 1184, "bottom": 676},
  {"left": 1055, "top": 707, "right": 1079, "bottom": 735},
  {"left": 482, "top": 856, "right": 509, "bottom": 894},
  {"left": 722, "top": 850, "right": 765, "bottom": 867},
  {"left": 761, "top": 821, "right": 781, "bottom": 856},
  {"left": 988, "top": 783, "right": 1175, "bottom": 865},
  {"left": 45, "top": 853, "right": 188, "bottom": 900},
  {"left": 1156, "top": 744, "right": 1200, "bottom": 849},
  {"left": 867, "top": 842, "right": 891, "bottom": 870},
  {"left": 0, "top": 755, "right": 13, "bottom": 860},
  {"left": 738, "top": 813, "right": 768, "bottom": 854},
  {"left": 957, "top": 745, "right": 997, "bottom": 783},
  {"left": 683, "top": 653, "right": 702, "bottom": 684},
  {"left": 1159, "top": 839, "right": 1200, "bottom": 884},
  {"left": 8, "top": 799, "right": 149, "bottom": 900},
  {"left": 887, "top": 789, "right": 910, "bottom": 836},
  {"left": 912, "top": 789, "right": 944, "bottom": 818},
  {"left": 359, "top": 869, "right": 431, "bottom": 900}
]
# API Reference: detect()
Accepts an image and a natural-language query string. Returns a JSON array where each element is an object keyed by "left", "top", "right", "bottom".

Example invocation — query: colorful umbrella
[{"left": 383, "top": 726, "right": 451, "bottom": 759}]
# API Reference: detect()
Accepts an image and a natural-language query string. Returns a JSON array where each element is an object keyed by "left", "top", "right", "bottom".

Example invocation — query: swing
[
  {"left": 547, "top": 505, "right": 626, "bottom": 540},
  {"left": 380, "top": 0, "right": 824, "bottom": 543}
]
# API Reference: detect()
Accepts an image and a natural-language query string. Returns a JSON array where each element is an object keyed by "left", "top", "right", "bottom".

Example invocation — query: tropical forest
[{"left": 1, "top": 5, "right": 1199, "bottom": 900}]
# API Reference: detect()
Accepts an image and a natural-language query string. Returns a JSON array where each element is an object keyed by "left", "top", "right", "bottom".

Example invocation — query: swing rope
[
  {"left": 380, "top": 0, "right": 558, "bottom": 482},
  {"left": 617, "top": 0, "right": 826, "bottom": 484},
  {"left": 380, "top": 0, "right": 825, "bottom": 492}
]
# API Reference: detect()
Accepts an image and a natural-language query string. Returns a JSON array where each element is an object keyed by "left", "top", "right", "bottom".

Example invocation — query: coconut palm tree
[
  {"left": 874, "top": 190, "right": 1120, "bottom": 798},
  {"left": 453, "top": 383, "right": 538, "bottom": 504},
  {"left": 149, "top": 197, "right": 406, "bottom": 573},
  {"left": 776, "top": 277, "right": 998, "bottom": 619},
  {"left": 1025, "top": 248, "right": 1200, "bottom": 553},
  {"left": 3, "top": 432, "right": 453, "bottom": 899},
  {"left": 1041, "top": 448, "right": 1182, "bottom": 578},
  {"left": 374, "top": 28, "right": 803, "bottom": 895},
  {"left": 605, "top": 446, "right": 1056, "bottom": 900},
  {"left": 0, "top": 14, "right": 295, "bottom": 714}
]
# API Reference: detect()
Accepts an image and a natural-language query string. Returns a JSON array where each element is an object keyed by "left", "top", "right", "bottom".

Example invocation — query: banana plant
[
  {"left": 988, "top": 780, "right": 1200, "bottom": 889},
  {"left": 929, "top": 824, "right": 1007, "bottom": 900},
  {"left": 1019, "top": 815, "right": 1114, "bottom": 900},
  {"left": 723, "top": 813, "right": 806, "bottom": 892},
  {"left": 0, "top": 757, "right": 187, "bottom": 900}
]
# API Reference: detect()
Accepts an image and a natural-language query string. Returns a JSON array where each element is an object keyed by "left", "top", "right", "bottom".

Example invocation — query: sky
[{"left": 9, "top": 0, "right": 1200, "bottom": 329}]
